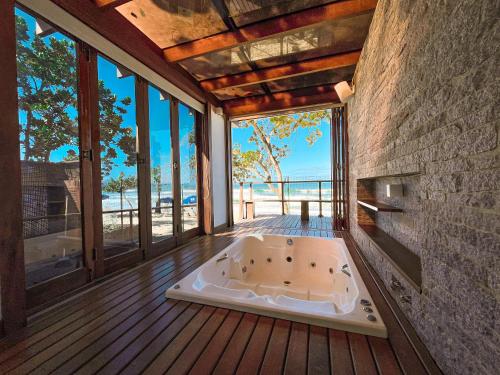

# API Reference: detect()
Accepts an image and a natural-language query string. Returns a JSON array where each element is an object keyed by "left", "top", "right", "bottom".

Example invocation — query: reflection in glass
[
  {"left": 149, "top": 86, "right": 173, "bottom": 242},
  {"left": 178, "top": 103, "right": 199, "bottom": 232},
  {"left": 97, "top": 55, "right": 139, "bottom": 257},
  {"left": 16, "top": 8, "right": 82, "bottom": 286}
]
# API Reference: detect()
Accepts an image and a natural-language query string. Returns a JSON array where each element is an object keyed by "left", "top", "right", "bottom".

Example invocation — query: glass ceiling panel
[
  {"left": 266, "top": 65, "right": 356, "bottom": 93},
  {"left": 178, "top": 49, "right": 253, "bottom": 80},
  {"left": 179, "top": 12, "right": 372, "bottom": 80},
  {"left": 116, "top": 0, "right": 227, "bottom": 48},
  {"left": 224, "top": 0, "right": 339, "bottom": 27},
  {"left": 252, "top": 13, "right": 373, "bottom": 68},
  {"left": 212, "top": 84, "right": 266, "bottom": 100}
]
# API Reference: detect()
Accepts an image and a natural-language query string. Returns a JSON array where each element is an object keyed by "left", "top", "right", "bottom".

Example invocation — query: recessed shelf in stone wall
[
  {"left": 356, "top": 176, "right": 422, "bottom": 292},
  {"left": 357, "top": 199, "right": 403, "bottom": 212},
  {"left": 359, "top": 224, "right": 422, "bottom": 291}
]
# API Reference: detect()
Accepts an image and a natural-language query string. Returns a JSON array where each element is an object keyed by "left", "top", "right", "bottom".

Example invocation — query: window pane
[
  {"left": 15, "top": 8, "right": 82, "bottom": 286},
  {"left": 97, "top": 55, "right": 139, "bottom": 257},
  {"left": 149, "top": 86, "right": 173, "bottom": 242},
  {"left": 178, "top": 103, "right": 198, "bottom": 232}
]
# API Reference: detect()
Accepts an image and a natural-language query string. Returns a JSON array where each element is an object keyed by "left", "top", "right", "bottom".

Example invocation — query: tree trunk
[
  {"left": 24, "top": 109, "right": 33, "bottom": 161},
  {"left": 251, "top": 122, "right": 288, "bottom": 214},
  {"left": 155, "top": 185, "right": 161, "bottom": 214}
]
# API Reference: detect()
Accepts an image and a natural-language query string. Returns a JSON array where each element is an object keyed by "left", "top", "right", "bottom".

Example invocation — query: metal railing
[
  {"left": 234, "top": 179, "right": 335, "bottom": 218},
  {"left": 22, "top": 203, "right": 197, "bottom": 240}
]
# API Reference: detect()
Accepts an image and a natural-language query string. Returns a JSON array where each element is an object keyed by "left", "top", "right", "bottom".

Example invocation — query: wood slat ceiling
[{"left": 96, "top": 0, "right": 376, "bottom": 116}]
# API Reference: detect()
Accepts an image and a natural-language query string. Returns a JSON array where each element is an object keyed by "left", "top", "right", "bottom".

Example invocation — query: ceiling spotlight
[{"left": 334, "top": 81, "right": 355, "bottom": 103}]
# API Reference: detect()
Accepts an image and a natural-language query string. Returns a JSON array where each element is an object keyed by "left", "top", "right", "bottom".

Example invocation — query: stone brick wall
[{"left": 347, "top": 1, "right": 499, "bottom": 374}]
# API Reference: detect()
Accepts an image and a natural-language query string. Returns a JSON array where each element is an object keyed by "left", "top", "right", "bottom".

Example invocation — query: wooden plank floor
[{"left": 0, "top": 215, "right": 440, "bottom": 374}]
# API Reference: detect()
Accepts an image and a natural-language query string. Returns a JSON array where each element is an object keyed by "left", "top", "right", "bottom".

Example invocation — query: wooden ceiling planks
[
  {"left": 162, "top": 0, "right": 377, "bottom": 62},
  {"left": 94, "top": 0, "right": 132, "bottom": 10}
]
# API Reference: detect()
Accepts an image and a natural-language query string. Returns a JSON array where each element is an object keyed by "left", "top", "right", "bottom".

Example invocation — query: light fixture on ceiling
[{"left": 334, "top": 81, "right": 355, "bottom": 103}]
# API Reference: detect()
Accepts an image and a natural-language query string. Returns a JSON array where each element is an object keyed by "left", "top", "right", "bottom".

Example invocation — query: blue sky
[
  {"left": 17, "top": 7, "right": 196, "bottom": 185},
  {"left": 232, "top": 114, "right": 332, "bottom": 180},
  {"left": 17, "top": 7, "right": 330, "bottom": 186}
]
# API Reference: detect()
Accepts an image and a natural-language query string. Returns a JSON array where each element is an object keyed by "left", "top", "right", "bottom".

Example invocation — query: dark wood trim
[
  {"left": 223, "top": 85, "right": 340, "bottom": 117},
  {"left": 201, "top": 50, "right": 361, "bottom": 91},
  {"left": 77, "top": 42, "right": 97, "bottom": 279},
  {"left": 195, "top": 110, "right": 205, "bottom": 236},
  {"left": 358, "top": 225, "right": 422, "bottom": 291},
  {"left": 225, "top": 117, "right": 234, "bottom": 226},
  {"left": 201, "top": 104, "right": 214, "bottom": 234},
  {"left": 148, "top": 237, "right": 177, "bottom": 260},
  {"left": 48, "top": 0, "right": 219, "bottom": 106},
  {"left": 343, "top": 105, "right": 350, "bottom": 230},
  {"left": 25, "top": 269, "right": 87, "bottom": 310},
  {"left": 93, "top": 0, "right": 132, "bottom": 10},
  {"left": 213, "top": 222, "right": 230, "bottom": 234},
  {"left": 170, "top": 99, "right": 182, "bottom": 243},
  {"left": 163, "top": 0, "right": 377, "bottom": 62},
  {"left": 0, "top": 0, "right": 27, "bottom": 334},
  {"left": 342, "top": 234, "right": 441, "bottom": 374},
  {"left": 89, "top": 48, "right": 105, "bottom": 278},
  {"left": 181, "top": 227, "right": 202, "bottom": 243},
  {"left": 136, "top": 76, "right": 151, "bottom": 258},
  {"left": 103, "top": 248, "right": 143, "bottom": 275},
  {"left": 331, "top": 106, "right": 349, "bottom": 230}
]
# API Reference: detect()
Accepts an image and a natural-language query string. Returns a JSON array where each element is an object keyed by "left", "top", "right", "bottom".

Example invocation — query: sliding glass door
[
  {"left": 97, "top": 55, "right": 140, "bottom": 260},
  {"left": 178, "top": 103, "right": 200, "bottom": 237},
  {"left": 13, "top": 5, "right": 204, "bottom": 306},
  {"left": 15, "top": 7, "right": 89, "bottom": 303},
  {"left": 148, "top": 86, "right": 174, "bottom": 245}
]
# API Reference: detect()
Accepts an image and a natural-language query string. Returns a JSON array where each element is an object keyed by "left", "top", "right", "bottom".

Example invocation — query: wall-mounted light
[{"left": 334, "top": 81, "right": 355, "bottom": 103}]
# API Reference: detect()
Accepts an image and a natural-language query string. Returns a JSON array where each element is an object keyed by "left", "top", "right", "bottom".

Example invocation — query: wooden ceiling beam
[
  {"left": 223, "top": 84, "right": 340, "bottom": 117},
  {"left": 94, "top": 0, "right": 131, "bottom": 10},
  {"left": 50, "top": 0, "right": 220, "bottom": 106},
  {"left": 201, "top": 50, "right": 361, "bottom": 91},
  {"left": 163, "top": 0, "right": 377, "bottom": 62}
]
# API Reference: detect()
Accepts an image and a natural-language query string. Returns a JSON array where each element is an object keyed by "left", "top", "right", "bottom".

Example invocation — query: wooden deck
[{"left": 0, "top": 215, "right": 440, "bottom": 374}]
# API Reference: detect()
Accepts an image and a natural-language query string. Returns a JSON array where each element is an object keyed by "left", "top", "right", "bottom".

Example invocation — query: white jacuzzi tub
[{"left": 166, "top": 234, "right": 387, "bottom": 337}]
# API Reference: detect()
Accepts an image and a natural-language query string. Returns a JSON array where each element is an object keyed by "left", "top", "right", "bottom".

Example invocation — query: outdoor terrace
[{"left": 0, "top": 216, "right": 439, "bottom": 374}]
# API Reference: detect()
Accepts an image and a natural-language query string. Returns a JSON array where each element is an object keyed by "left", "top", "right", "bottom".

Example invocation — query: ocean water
[
  {"left": 102, "top": 183, "right": 197, "bottom": 212},
  {"left": 232, "top": 181, "right": 334, "bottom": 217},
  {"left": 100, "top": 181, "right": 334, "bottom": 217}
]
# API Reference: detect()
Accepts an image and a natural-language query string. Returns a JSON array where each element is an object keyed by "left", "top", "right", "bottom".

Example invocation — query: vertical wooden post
[
  {"left": 87, "top": 49, "right": 104, "bottom": 277},
  {"left": 77, "top": 42, "right": 97, "bottom": 279},
  {"left": 342, "top": 105, "right": 350, "bottom": 230},
  {"left": 332, "top": 108, "right": 339, "bottom": 229},
  {"left": 0, "top": 0, "right": 27, "bottom": 333},
  {"left": 201, "top": 104, "right": 213, "bottom": 234},
  {"left": 239, "top": 182, "right": 244, "bottom": 220},
  {"left": 136, "top": 77, "right": 151, "bottom": 256},
  {"left": 170, "top": 99, "right": 182, "bottom": 243}
]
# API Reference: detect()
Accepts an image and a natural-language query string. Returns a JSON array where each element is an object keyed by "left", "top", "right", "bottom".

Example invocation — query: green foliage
[
  {"left": 232, "top": 110, "right": 331, "bottom": 183},
  {"left": 151, "top": 166, "right": 162, "bottom": 189},
  {"left": 102, "top": 172, "right": 137, "bottom": 193},
  {"left": 232, "top": 145, "right": 260, "bottom": 182},
  {"left": 16, "top": 15, "right": 134, "bottom": 177}
]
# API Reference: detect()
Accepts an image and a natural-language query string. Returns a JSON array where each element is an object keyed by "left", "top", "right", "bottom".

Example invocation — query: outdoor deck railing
[
  {"left": 22, "top": 204, "right": 197, "bottom": 240},
  {"left": 235, "top": 179, "right": 334, "bottom": 218}
]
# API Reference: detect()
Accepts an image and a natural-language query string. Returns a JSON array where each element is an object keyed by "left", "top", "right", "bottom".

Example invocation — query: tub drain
[{"left": 284, "top": 281, "right": 291, "bottom": 285}]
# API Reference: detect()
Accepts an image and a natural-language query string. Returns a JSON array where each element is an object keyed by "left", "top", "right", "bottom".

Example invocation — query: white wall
[{"left": 210, "top": 108, "right": 227, "bottom": 228}]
